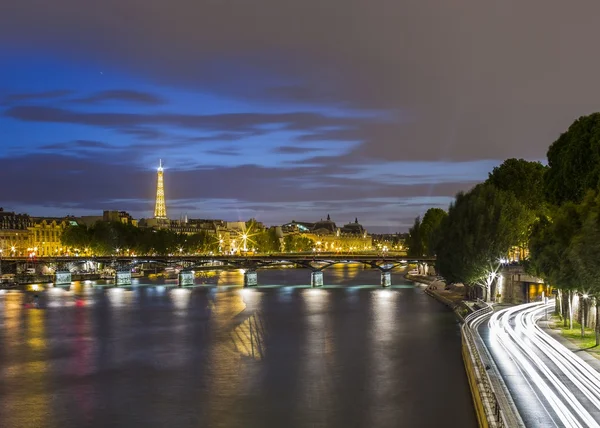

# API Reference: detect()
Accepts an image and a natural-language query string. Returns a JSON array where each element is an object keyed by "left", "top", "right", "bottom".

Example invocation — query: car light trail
[{"left": 484, "top": 301, "right": 600, "bottom": 428}]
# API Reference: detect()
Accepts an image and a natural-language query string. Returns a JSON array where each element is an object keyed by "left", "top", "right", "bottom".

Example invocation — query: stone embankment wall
[{"left": 407, "top": 274, "right": 524, "bottom": 428}]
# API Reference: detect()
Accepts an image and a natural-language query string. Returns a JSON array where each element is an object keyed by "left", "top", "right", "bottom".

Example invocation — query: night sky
[{"left": 2, "top": 1, "right": 600, "bottom": 232}]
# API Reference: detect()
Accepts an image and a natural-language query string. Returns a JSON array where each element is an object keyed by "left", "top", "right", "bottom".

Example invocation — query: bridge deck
[{"left": 5, "top": 254, "right": 435, "bottom": 263}]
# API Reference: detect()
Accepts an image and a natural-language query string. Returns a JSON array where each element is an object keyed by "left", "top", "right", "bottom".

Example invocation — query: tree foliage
[
  {"left": 283, "top": 234, "right": 315, "bottom": 252},
  {"left": 251, "top": 228, "right": 281, "bottom": 253},
  {"left": 545, "top": 113, "right": 600, "bottom": 206},
  {"left": 436, "top": 184, "right": 533, "bottom": 288},
  {"left": 406, "top": 216, "right": 423, "bottom": 257},
  {"left": 486, "top": 158, "right": 547, "bottom": 212},
  {"left": 61, "top": 222, "right": 216, "bottom": 256},
  {"left": 419, "top": 208, "right": 447, "bottom": 256}
]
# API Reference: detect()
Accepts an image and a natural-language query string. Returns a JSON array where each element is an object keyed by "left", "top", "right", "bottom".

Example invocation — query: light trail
[{"left": 484, "top": 301, "right": 600, "bottom": 428}]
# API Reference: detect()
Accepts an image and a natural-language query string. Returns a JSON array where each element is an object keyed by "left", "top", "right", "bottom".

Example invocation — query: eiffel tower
[{"left": 154, "top": 159, "right": 168, "bottom": 219}]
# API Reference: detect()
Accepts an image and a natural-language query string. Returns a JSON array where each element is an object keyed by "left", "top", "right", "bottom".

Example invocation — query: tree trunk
[
  {"left": 595, "top": 300, "right": 599, "bottom": 347},
  {"left": 569, "top": 290, "right": 573, "bottom": 330},
  {"left": 563, "top": 291, "right": 568, "bottom": 327},
  {"left": 580, "top": 295, "right": 585, "bottom": 338}
]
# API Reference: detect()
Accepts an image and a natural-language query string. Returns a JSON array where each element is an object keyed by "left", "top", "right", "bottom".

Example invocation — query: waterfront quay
[{"left": 409, "top": 273, "right": 600, "bottom": 427}]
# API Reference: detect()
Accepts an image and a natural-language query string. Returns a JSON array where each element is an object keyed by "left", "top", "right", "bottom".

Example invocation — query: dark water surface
[{"left": 0, "top": 267, "right": 476, "bottom": 428}]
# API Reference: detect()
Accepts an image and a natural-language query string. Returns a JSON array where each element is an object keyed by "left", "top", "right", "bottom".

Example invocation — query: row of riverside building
[{"left": 0, "top": 207, "right": 376, "bottom": 256}]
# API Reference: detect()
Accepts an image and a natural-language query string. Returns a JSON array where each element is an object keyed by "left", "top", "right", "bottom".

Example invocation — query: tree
[
  {"left": 283, "top": 235, "right": 314, "bottom": 252},
  {"left": 545, "top": 113, "right": 600, "bottom": 206},
  {"left": 406, "top": 216, "right": 424, "bottom": 257},
  {"left": 419, "top": 208, "right": 447, "bottom": 257},
  {"left": 61, "top": 224, "right": 91, "bottom": 253},
  {"left": 486, "top": 158, "right": 547, "bottom": 212},
  {"left": 528, "top": 203, "right": 582, "bottom": 328},
  {"left": 253, "top": 228, "right": 281, "bottom": 253},
  {"left": 566, "top": 192, "right": 600, "bottom": 342},
  {"left": 436, "top": 183, "right": 534, "bottom": 300}
]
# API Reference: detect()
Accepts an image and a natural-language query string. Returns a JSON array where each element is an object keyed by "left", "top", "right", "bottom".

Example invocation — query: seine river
[{"left": 0, "top": 266, "right": 476, "bottom": 428}]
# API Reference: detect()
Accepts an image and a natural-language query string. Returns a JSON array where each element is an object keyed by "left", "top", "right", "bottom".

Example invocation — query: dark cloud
[
  {"left": 0, "top": 153, "right": 472, "bottom": 210},
  {"left": 72, "top": 89, "right": 165, "bottom": 105},
  {"left": 3, "top": 90, "right": 72, "bottom": 104},
  {"left": 3, "top": 0, "right": 599, "bottom": 163},
  {"left": 205, "top": 148, "right": 240, "bottom": 156},
  {"left": 40, "top": 140, "right": 114, "bottom": 150},
  {"left": 5, "top": 105, "right": 360, "bottom": 134},
  {"left": 273, "top": 146, "right": 326, "bottom": 154}
]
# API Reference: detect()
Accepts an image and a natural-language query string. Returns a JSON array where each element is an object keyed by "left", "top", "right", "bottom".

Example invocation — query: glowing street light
[{"left": 242, "top": 233, "right": 248, "bottom": 252}]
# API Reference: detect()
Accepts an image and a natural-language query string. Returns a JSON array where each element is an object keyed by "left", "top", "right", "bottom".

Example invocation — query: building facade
[
  {"left": 28, "top": 217, "right": 73, "bottom": 257},
  {"left": 0, "top": 208, "right": 32, "bottom": 256},
  {"left": 282, "top": 215, "right": 373, "bottom": 252}
]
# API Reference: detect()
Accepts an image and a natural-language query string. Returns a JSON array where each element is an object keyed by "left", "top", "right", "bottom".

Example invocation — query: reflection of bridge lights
[
  {"left": 305, "top": 287, "right": 325, "bottom": 301},
  {"left": 240, "top": 287, "right": 252, "bottom": 299},
  {"left": 376, "top": 288, "right": 394, "bottom": 301},
  {"left": 107, "top": 287, "right": 126, "bottom": 306},
  {"left": 170, "top": 288, "right": 191, "bottom": 310}
]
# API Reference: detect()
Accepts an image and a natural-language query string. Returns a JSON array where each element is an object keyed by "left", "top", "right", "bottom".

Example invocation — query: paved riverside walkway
[
  {"left": 405, "top": 274, "right": 466, "bottom": 303},
  {"left": 539, "top": 319, "right": 600, "bottom": 371}
]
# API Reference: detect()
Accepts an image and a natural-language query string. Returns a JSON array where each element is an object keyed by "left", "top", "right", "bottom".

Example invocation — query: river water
[{"left": 0, "top": 266, "right": 476, "bottom": 428}]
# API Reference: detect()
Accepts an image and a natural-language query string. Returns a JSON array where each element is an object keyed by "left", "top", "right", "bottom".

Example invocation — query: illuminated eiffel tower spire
[{"left": 154, "top": 159, "right": 168, "bottom": 219}]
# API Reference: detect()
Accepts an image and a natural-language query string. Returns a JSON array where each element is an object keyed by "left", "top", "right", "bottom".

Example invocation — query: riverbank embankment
[
  {"left": 405, "top": 273, "right": 472, "bottom": 320},
  {"left": 406, "top": 273, "right": 521, "bottom": 428}
]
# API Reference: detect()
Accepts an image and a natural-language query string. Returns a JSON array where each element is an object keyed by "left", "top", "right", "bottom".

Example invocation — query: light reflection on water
[{"left": 0, "top": 267, "right": 476, "bottom": 428}]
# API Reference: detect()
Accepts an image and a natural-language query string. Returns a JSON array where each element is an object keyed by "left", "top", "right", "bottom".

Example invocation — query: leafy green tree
[
  {"left": 61, "top": 224, "right": 91, "bottom": 252},
  {"left": 486, "top": 158, "right": 547, "bottom": 212},
  {"left": 528, "top": 203, "right": 581, "bottom": 327},
  {"left": 406, "top": 216, "right": 424, "bottom": 257},
  {"left": 545, "top": 113, "right": 600, "bottom": 205},
  {"left": 436, "top": 184, "right": 534, "bottom": 300},
  {"left": 253, "top": 228, "right": 281, "bottom": 253},
  {"left": 419, "top": 208, "right": 447, "bottom": 256},
  {"left": 284, "top": 235, "right": 314, "bottom": 252},
  {"left": 568, "top": 216, "right": 600, "bottom": 342},
  {"left": 562, "top": 192, "right": 600, "bottom": 340}
]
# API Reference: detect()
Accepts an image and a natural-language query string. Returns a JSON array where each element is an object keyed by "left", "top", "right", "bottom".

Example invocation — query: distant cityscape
[{"left": 0, "top": 161, "right": 406, "bottom": 257}]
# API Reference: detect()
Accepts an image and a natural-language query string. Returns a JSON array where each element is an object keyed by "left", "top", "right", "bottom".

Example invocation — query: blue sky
[{"left": 1, "top": 1, "right": 598, "bottom": 231}]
